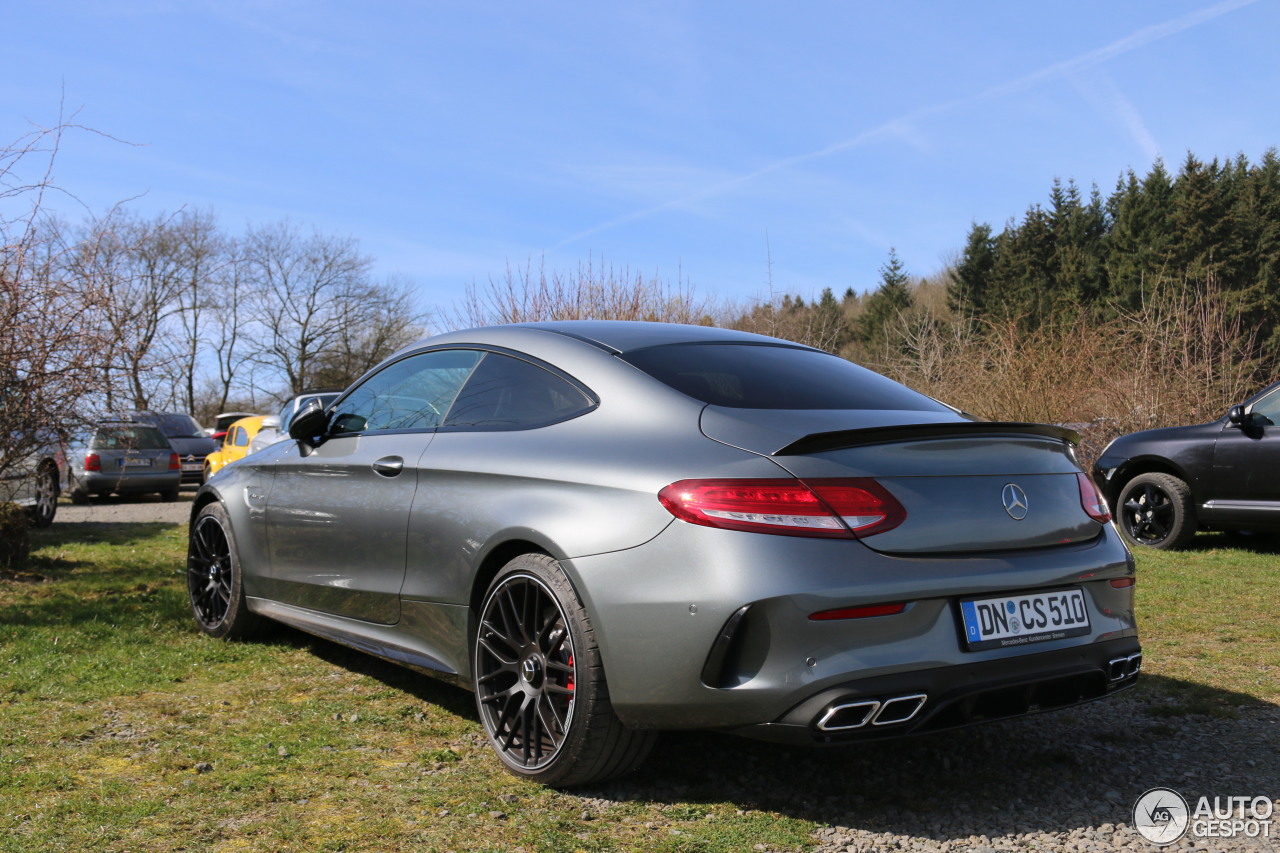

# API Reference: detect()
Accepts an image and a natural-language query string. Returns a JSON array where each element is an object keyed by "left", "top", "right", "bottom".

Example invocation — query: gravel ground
[
  {"left": 41, "top": 489, "right": 1279, "bottom": 851},
  {"left": 51, "top": 489, "right": 195, "bottom": 526},
  {"left": 588, "top": 693, "right": 1280, "bottom": 853}
]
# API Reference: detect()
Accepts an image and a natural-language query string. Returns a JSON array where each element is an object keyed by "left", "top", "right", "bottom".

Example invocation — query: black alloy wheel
[
  {"left": 476, "top": 569, "right": 578, "bottom": 771},
  {"left": 1117, "top": 472, "right": 1196, "bottom": 550},
  {"left": 186, "top": 503, "right": 259, "bottom": 638},
  {"left": 473, "top": 554, "right": 654, "bottom": 786}
]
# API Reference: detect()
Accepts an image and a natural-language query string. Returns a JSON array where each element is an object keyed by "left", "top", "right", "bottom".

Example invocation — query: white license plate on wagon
[
  {"left": 122, "top": 458, "right": 152, "bottom": 467},
  {"left": 959, "top": 589, "right": 1090, "bottom": 651}
]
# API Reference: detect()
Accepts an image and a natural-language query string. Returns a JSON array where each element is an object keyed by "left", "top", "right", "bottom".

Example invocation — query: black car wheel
[
  {"left": 187, "top": 502, "right": 260, "bottom": 639},
  {"left": 28, "top": 463, "right": 59, "bottom": 528},
  {"left": 473, "top": 553, "right": 654, "bottom": 787},
  {"left": 1117, "top": 472, "right": 1197, "bottom": 550}
]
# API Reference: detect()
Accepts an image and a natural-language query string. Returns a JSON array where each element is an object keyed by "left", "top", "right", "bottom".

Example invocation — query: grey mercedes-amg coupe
[{"left": 186, "top": 321, "right": 1140, "bottom": 786}]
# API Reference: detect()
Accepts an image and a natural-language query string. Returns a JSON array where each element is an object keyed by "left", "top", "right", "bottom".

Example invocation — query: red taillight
[
  {"left": 85, "top": 452, "right": 101, "bottom": 472},
  {"left": 1109, "top": 577, "right": 1136, "bottom": 589},
  {"left": 1077, "top": 473, "right": 1111, "bottom": 523},
  {"left": 809, "top": 602, "right": 908, "bottom": 621},
  {"left": 657, "top": 478, "right": 906, "bottom": 539},
  {"left": 169, "top": 453, "right": 182, "bottom": 471}
]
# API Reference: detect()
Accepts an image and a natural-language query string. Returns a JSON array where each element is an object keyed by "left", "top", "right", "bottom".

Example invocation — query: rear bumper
[
  {"left": 727, "top": 637, "right": 1141, "bottom": 745},
  {"left": 75, "top": 471, "right": 181, "bottom": 495},
  {"left": 567, "top": 520, "right": 1137, "bottom": 733}
]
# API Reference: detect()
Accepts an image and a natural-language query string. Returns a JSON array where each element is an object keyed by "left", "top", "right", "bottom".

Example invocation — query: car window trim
[{"left": 326, "top": 345, "right": 599, "bottom": 439}]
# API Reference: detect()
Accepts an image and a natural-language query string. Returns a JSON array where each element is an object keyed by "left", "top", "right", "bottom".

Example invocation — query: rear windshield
[
  {"left": 620, "top": 343, "right": 951, "bottom": 411},
  {"left": 93, "top": 426, "right": 171, "bottom": 450}
]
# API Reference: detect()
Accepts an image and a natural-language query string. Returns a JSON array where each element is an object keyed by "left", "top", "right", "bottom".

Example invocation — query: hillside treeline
[
  {"left": 729, "top": 152, "right": 1280, "bottom": 463},
  {"left": 951, "top": 150, "right": 1280, "bottom": 345}
]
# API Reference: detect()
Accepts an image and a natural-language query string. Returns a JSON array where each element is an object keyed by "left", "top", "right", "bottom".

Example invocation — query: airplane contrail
[{"left": 552, "top": 0, "right": 1259, "bottom": 249}]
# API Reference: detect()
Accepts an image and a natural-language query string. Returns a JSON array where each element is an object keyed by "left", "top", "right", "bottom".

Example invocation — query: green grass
[
  {"left": 1129, "top": 531, "right": 1280, "bottom": 710},
  {"left": 0, "top": 520, "right": 1276, "bottom": 852}
]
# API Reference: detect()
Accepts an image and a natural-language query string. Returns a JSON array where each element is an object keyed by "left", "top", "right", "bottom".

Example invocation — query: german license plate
[
  {"left": 959, "top": 589, "right": 1090, "bottom": 651},
  {"left": 122, "top": 458, "right": 152, "bottom": 467},
  {"left": 181, "top": 462, "right": 201, "bottom": 472}
]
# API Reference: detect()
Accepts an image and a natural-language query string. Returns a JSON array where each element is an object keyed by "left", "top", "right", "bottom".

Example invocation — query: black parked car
[{"left": 1092, "top": 381, "right": 1280, "bottom": 549}]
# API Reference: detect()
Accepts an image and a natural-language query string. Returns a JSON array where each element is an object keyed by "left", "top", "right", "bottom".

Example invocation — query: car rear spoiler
[{"left": 773, "top": 422, "right": 1082, "bottom": 456}]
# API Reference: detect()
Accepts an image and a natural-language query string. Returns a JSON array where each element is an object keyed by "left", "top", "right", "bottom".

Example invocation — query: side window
[
  {"left": 329, "top": 349, "right": 482, "bottom": 434},
  {"left": 1249, "top": 388, "right": 1280, "bottom": 426},
  {"left": 232, "top": 427, "right": 249, "bottom": 447},
  {"left": 443, "top": 353, "right": 595, "bottom": 430}
]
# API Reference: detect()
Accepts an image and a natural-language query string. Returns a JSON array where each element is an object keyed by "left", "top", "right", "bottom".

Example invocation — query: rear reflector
[
  {"left": 1077, "top": 473, "right": 1111, "bottom": 523},
  {"left": 658, "top": 478, "right": 906, "bottom": 539},
  {"left": 1109, "top": 577, "right": 1135, "bottom": 589},
  {"left": 809, "top": 602, "right": 908, "bottom": 621}
]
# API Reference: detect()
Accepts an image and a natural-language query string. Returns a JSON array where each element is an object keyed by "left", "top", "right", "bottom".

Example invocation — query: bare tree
[
  {"left": 0, "top": 121, "right": 116, "bottom": 502},
  {"left": 243, "top": 221, "right": 422, "bottom": 398},
  {"left": 155, "top": 208, "right": 231, "bottom": 414},
  {"left": 201, "top": 236, "right": 253, "bottom": 416},
  {"left": 307, "top": 273, "right": 427, "bottom": 389},
  {"left": 449, "top": 256, "right": 715, "bottom": 329},
  {"left": 64, "top": 209, "right": 192, "bottom": 410}
]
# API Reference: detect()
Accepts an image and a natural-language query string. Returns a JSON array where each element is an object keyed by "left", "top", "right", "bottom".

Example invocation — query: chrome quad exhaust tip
[
  {"left": 1107, "top": 652, "right": 1142, "bottom": 682},
  {"left": 815, "top": 693, "right": 928, "bottom": 732}
]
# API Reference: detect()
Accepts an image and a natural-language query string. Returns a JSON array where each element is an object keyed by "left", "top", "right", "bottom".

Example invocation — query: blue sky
[{"left": 5, "top": 0, "right": 1277, "bottom": 323}]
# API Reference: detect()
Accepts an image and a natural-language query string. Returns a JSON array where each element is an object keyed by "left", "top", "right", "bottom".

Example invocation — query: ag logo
[{"left": 1133, "top": 787, "right": 1189, "bottom": 845}]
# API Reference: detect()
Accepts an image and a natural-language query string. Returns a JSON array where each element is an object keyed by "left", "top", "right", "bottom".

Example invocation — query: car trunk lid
[{"left": 700, "top": 407, "right": 1098, "bottom": 554}]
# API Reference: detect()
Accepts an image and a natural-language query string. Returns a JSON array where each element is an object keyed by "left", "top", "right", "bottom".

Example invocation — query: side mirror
[
  {"left": 1228, "top": 405, "right": 1248, "bottom": 427},
  {"left": 289, "top": 399, "right": 329, "bottom": 443}
]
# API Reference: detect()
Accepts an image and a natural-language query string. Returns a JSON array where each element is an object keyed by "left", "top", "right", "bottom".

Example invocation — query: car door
[
  {"left": 264, "top": 349, "right": 481, "bottom": 624},
  {"left": 402, "top": 350, "right": 599, "bottom": 603},
  {"left": 1209, "top": 385, "right": 1280, "bottom": 524}
]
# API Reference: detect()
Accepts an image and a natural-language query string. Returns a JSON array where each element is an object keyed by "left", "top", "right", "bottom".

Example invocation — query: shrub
[{"left": 0, "top": 501, "right": 30, "bottom": 570}]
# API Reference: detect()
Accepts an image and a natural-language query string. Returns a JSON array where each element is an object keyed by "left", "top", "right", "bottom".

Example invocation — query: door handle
[{"left": 372, "top": 456, "right": 404, "bottom": 477}]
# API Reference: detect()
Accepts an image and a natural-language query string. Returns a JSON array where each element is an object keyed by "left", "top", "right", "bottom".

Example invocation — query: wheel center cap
[{"left": 520, "top": 656, "right": 543, "bottom": 686}]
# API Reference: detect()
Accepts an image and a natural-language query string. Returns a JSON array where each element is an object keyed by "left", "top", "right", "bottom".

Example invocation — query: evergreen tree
[
  {"left": 1104, "top": 160, "right": 1175, "bottom": 309},
  {"left": 948, "top": 222, "right": 995, "bottom": 321},
  {"left": 860, "top": 249, "right": 914, "bottom": 345}
]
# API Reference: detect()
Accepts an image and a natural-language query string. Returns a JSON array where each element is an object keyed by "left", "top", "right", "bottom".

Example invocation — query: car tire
[
  {"left": 69, "top": 485, "right": 90, "bottom": 505},
  {"left": 1116, "top": 472, "right": 1197, "bottom": 550},
  {"left": 187, "top": 502, "right": 261, "bottom": 640},
  {"left": 473, "top": 553, "right": 655, "bottom": 787},
  {"left": 28, "top": 463, "right": 59, "bottom": 527},
  {"left": 161, "top": 487, "right": 180, "bottom": 502}
]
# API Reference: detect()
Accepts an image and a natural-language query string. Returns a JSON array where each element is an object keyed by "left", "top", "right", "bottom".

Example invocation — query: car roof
[{"left": 480, "top": 321, "right": 811, "bottom": 354}]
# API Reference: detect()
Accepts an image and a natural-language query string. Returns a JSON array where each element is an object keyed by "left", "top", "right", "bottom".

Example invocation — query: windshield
[
  {"left": 153, "top": 413, "right": 204, "bottom": 437},
  {"left": 620, "top": 343, "right": 951, "bottom": 411}
]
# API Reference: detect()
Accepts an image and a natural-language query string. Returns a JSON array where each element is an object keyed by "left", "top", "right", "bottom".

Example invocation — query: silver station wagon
[
  {"left": 187, "top": 321, "right": 1140, "bottom": 786},
  {"left": 68, "top": 422, "right": 182, "bottom": 503}
]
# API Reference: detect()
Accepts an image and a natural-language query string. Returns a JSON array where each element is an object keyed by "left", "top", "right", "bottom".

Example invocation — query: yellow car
[{"left": 202, "top": 415, "right": 266, "bottom": 482}]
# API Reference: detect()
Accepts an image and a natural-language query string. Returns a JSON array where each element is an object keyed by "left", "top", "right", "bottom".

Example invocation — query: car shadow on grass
[
  {"left": 279, "top": 628, "right": 1279, "bottom": 841},
  {"left": 263, "top": 625, "right": 481, "bottom": 723}
]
